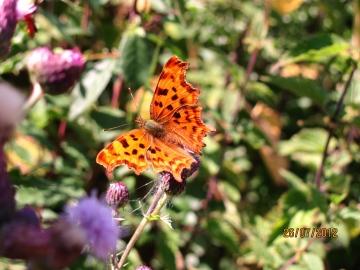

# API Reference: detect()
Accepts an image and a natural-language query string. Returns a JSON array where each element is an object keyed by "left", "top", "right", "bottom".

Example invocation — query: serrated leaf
[
  {"left": 120, "top": 29, "right": 152, "bottom": 90},
  {"left": 68, "top": 58, "right": 117, "bottom": 120},
  {"left": 302, "top": 252, "right": 324, "bottom": 270},
  {"left": 262, "top": 75, "right": 327, "bottom": 105}
]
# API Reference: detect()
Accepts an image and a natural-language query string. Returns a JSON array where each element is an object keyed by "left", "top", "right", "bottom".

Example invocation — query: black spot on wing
[
  {"left": 179, "top": 98, "right": 186, "bottom": 105},
  {"left": 158, "top": 88, "right": 169, "bottom": 96},
  {"left": 120, "top": 139, "right": 129, "bottom": 148}
]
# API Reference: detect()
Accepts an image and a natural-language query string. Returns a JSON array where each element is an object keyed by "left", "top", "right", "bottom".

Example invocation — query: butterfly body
[
  {"left": 137, "top": 118, "right": 166, "bottom": 138},
  {"left": 96, "top": 56, "right": 215, "bottom": 182}
]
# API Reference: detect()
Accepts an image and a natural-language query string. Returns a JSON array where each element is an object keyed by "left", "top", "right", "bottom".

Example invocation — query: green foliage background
[{"left": 2, "top": 0, "right": 360, "bottom": 269}]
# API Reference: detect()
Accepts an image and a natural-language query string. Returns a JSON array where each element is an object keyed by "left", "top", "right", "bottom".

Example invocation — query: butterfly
[{"left": 96, "top": 56, "right": 216, "bottom": 182}]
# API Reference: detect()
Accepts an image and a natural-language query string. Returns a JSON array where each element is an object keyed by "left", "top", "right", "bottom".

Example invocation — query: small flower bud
[
  {"left": 106, "top": 182, "right": 130, "bottom": 208},
  {"left": 160, "top": 172, "right": 187, "bottom": 196},
  {"left": 136, "top": 266, "right": 152, "bottom": 270},
  {"left": 160, "top": 155, "right": 201, "bottom": 195},
  {"left": 26, "top": 47, "right": 86, "bottom": 95}
]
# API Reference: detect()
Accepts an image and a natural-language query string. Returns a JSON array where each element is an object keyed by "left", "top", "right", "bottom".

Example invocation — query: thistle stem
[
  {"left": 23, "top": 83, "right": 43, "bottom": 112},
  {"left": 117, "top": 176, "right": 171, "bottom": 269}
]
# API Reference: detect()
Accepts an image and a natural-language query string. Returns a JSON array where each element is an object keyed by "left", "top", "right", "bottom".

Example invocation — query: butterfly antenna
[
  {"left": 128, "top": 87, "right": 143, "bottom": 119},
  {"left": 103, "top": 123, "right": 132, "bottom": 131}
]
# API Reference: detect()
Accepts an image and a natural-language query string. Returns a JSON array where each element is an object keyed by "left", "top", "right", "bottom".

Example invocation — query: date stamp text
[{"left": 283, "top": 228, "right": 338, "bottom": 238}]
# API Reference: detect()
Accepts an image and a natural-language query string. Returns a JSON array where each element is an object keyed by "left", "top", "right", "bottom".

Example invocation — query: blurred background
[{"left": 1, "top": 0, "right": 360, "bottom": 269}]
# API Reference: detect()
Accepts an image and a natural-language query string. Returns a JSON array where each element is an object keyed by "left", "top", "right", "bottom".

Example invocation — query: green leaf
[
  {"left": 278, "top": 128, "right": 336, "bottom": 169},
  {"left": 68, "top": 58, "right": 117, "bottom": 120},
  {"left": 339, "top": 205, "right": 360, "bottom": 222},
  {"left": 302, "top": 252, "right": 324, "bottom": 270},
  {"left": 247, "top": 233, "right": 275, "bottom": 266},
  {"left": 310, "top": 187, "right": 328, "bottom": 214},
  {"left": 276, "top": 33, "right": 349, "bottom": 68},
  {"left": 279, "top": 169, "right": 308, "bottom": 192},
  {"left": 241, "top": 121, "right": 271, "bottom": 149},
  {"left": 262, "top": 75, "right": 327, "bottom": 105},
  {"left": 119, "top": 28, "right": 153, "bottom": 90},
  {"left": 204, "top": 217, "right": 239, "bottom": 255},
  {"left": 156, "top": 226, "right": 179, "bottom": 270},
  {"left": 281, "top": 190, "right": 308, "bottom": 216},
  {"left": 90, "top": 106, "right": 127, "bottom": 142},
  {"left": 328, "top": 220, "right": 350, "bottom": 247}
]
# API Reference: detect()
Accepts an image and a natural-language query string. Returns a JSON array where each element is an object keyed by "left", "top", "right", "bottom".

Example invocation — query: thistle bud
[
  {"left": 26, "top": 47, "right": 86, "bottom": 95},
  {"left": 106, "top": 182, "right": 130, "bottom": 208},
  {"left": 160, "top": 155, "right": 201, "bottom": 195}
]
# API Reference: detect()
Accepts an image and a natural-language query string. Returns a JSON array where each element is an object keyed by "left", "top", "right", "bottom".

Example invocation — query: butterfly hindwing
[
  {"left": 146, "top": 138, "right": 195, "bottom": 182},
  {"left": 96, "top": 129, "right": 151, "bottom": 175},
  {"left": 150, "top": 56, "right": 200, "bottom": 121},
  {"left": 164, "top": 105, "right": 216, "bottom": 155}
]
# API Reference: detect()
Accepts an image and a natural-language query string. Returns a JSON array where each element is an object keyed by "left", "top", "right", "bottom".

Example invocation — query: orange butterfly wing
[
  {"left": 96, "top": 129, "right": 151, "bottom": 175},
  {"left": 163, "top": 105, "right": 216, "bottom": 155},
  {"left": 146, "top": 139, "right": 195, "bottom": 181},
  {"left": 150, "top": 56, "right": 200, "bottom": 121}
]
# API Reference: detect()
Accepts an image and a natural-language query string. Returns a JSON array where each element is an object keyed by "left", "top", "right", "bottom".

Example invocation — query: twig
[
  {"left": 314, "top": 64, "right": 357, "bottom": 188},
  {"left": 280, "top": 237, "right": 317, "bottom": 270}
]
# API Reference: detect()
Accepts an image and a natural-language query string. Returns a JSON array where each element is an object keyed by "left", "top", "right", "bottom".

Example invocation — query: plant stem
[
  {"left": 117, "top": 176, "right": 171, "bottom": 269},
  {"left": 314, "top": 64, "right": 356, "bottom": 188},
  {"left": 23, "top": 83, "right": 43, "bottom": 112}
]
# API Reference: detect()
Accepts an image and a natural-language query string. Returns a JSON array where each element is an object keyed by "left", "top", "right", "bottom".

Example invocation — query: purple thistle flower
[
  {"left": 16, "top": 0, "right": 36, "bottom": 21},
  {"left": 0, "top": 0, "right": 17, "bottom": 60},
  {"left": 26, "top": 47, "right": 86, "bottom": 95},
  {"left": 65, "top": 194, "right": 119, "bottom": 260},
  {"left": 0, "top": 0, "right": 36, "bottom": 60}
]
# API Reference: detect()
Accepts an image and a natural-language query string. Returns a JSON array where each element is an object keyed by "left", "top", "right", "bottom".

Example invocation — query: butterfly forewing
[
  {"left": 150, "top": 56, "right": 200, "bottom": 121},
  {"left": 96, "top": 129, "right": 151, "bottom": 175}
]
